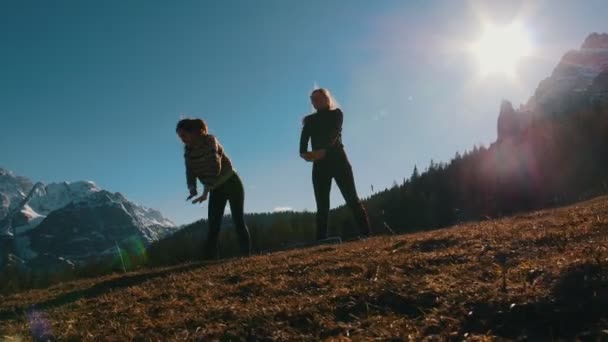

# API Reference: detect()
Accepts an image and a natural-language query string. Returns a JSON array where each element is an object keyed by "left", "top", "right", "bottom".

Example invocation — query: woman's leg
[
  {"left": 334, "top": 156, "right": 371, "bottom": 237},
  {"left": 313, "top": 162, "right": 333, "bottom": 240},
  {"left": 226, "top": 175, "right": 251, "bottom": 257},
  {"left": 205, "top": 189, "right": 228, "bottom": 260}
]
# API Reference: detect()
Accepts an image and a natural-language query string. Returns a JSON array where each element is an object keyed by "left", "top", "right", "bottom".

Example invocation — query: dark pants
[
  {"left": 312, "top": 149, "right": 371, "bottom": 240},
  {"left": 204, "top": 173, "right": 251, "bottom": 260}
]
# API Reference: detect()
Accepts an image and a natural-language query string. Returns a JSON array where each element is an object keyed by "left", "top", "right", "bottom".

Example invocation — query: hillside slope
[{"left": 1, "top": 197, "right": 608, "bottom": 341}]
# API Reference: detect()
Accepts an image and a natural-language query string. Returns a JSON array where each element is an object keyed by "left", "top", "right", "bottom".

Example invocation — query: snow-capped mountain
[
  {"left": 0, "top": 168, "right": 34, "bottom": 221},
  {"left": 0, "top": 167, "right": 175, "bottom": 264},
  {"left": 26, "top": 191, "right": 174, "bottom": 260},
  {"left": 28, "top": 180, "right": 102, "bottom": 215}
]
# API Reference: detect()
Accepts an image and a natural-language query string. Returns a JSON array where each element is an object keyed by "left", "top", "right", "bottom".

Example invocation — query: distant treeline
[{"left": 0, "top": 239, "right": 147, "bottom": 295}]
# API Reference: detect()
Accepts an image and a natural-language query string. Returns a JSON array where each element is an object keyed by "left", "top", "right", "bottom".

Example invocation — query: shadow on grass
[
  {"left": 462, "top": 261, "right": 608, "bottom": 340},
  {"left": 0, "top": 261, "right": 215, "bottom": 321}
]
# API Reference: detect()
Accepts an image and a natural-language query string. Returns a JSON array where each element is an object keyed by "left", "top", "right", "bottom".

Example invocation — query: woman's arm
[
  {"left": 300, "top": 117, "right": 314, "bottom": 161},
  {"left": 185, "top": 157, "right": 197, "bottom": 199},
  {"left": 300, "top": 116, "right": 312, "bottom": 154}
]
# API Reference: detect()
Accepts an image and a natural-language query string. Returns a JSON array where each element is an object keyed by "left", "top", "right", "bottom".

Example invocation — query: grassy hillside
[{"left": 1, "top": 197, "right": 607, "bottom": 341}]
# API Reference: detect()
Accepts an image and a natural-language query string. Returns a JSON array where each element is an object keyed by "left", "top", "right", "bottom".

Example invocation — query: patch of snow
[
  {"left": 21, "top": 204, "right": 43, "bottom": 220},
  {"left": 0, "top": 229, "right": 14, "bottom": 238},
  {"left": 29, "top": 181, "right": 101, "bottom": 214}
]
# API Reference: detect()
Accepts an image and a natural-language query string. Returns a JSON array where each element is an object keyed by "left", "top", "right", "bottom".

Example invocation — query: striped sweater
[{"left": 184, "top": 134, "right": 235, "bottom": 193}]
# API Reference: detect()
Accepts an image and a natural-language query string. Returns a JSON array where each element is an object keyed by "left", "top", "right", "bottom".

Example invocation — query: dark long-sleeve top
[
  {"left": 184, "top": 134, "right": 234, "bottom": 193},
  {"left": 299, "top": 108, "right": 344, "bottom": 155}
]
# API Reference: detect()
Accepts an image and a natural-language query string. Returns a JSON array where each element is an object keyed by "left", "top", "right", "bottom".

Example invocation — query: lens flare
[
  {"left": 112, "top": 236, "right": 148, "bottom": 271},
  {"left": 27, "top": 309, "right": 53, "bottom": 341}
]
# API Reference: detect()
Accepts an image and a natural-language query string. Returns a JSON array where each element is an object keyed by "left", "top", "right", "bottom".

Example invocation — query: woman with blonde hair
[{"left": 300, "top": 88, "right": 371, "bottom": 240}]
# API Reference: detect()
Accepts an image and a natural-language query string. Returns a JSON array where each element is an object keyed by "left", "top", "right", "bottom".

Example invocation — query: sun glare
[{"left": 471, "top": 23, "right": 532, "bottom": 78}]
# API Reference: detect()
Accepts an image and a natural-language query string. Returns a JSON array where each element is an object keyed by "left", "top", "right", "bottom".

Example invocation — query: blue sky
[{"left": 1, "top": 0, "right": 606, "bottom": 225}]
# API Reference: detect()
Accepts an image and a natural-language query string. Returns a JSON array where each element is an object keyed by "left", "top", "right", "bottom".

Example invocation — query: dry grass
[{"left": 1, "top": 197, "right": 608, "bottom": 341}]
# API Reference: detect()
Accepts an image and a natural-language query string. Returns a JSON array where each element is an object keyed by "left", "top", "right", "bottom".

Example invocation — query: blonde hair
[{"left": 311, "top": 88, "right": 339, "bottom": 111}]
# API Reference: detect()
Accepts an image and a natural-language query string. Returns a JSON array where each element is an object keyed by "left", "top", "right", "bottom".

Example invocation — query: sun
[{"left": 471, "top": 23, "right": 532, "bottom": 78}]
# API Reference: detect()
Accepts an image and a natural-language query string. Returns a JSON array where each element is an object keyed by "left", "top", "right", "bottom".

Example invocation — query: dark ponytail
[{"left": 176, "top": 118, "right": 208, "bottom": 135}]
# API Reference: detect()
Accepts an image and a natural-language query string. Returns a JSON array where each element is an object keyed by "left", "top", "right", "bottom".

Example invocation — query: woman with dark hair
[
  {"left": 300, "top": 88, "right": 371, "bottom": 240},
  {"left": 176, "top": 118, "right": 251, "bottom": 260}
]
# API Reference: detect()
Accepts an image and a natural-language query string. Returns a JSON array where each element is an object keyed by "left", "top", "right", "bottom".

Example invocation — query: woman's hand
[
  {"left": 186, "top": 190, "right": 198, "bottom": 201},
  {"left": 192, "top": 191, "right": 209, "bottom": 204},
  {"left": 314, "top": 149, "right": 327, "bottom": 161},
  {"left": 301, "top": 150, "right": 327, "bottom": 162},
  {"left": 300, "top": 152, "right": 314, "bottom": 162}
]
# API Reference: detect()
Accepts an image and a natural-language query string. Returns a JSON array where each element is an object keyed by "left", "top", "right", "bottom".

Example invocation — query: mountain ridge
[{"left": 0, "top": 167, "right": 176, "bottom": 270}]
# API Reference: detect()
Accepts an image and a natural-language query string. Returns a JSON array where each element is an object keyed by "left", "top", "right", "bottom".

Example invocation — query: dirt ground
[{"left": 1, "top": 197, "right": 608, "bottom": 341}]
